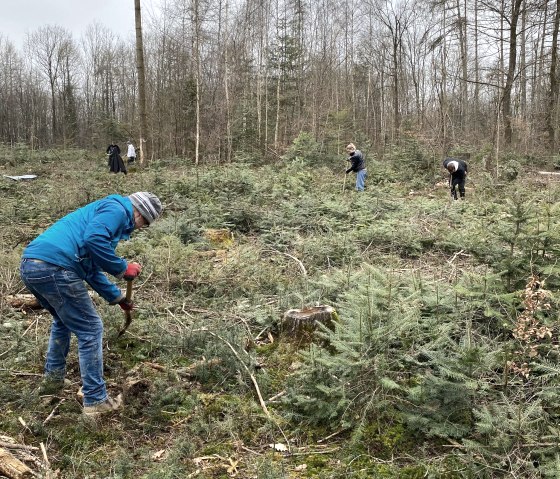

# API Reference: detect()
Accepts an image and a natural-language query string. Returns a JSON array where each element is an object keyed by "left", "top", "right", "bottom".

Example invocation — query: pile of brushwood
[{"left": 2, "top": 143, "right": 560, "bottom": 478}]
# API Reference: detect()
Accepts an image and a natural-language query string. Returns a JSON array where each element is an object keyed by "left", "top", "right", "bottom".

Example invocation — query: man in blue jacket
[
  {"left": 443, "top": 158, "right": 468, "bottom": 200},
  {"left": 345, "top": 143, "right": 367, "bottom": 192},
  {"left": 20, "top": 192, "right": 162, "bottom": 417}
]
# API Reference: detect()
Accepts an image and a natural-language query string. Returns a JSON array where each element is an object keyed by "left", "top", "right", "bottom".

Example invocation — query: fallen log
[
  {"left": 0, "top": 446, "right": 34, "bottom": 479},
  {"left": 5, "top": 294, "right": 43, "bottom": 310},
  {"left": 6, "top": 292, "right": 96, "bottom": 310}
]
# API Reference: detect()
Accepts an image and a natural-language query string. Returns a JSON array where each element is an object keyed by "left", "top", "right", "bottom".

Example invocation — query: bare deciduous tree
[{"left": 135, "top": 0, "right": 149, "bottom": 164}]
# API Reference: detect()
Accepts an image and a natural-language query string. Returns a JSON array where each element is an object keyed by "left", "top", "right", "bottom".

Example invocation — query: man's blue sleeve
[{"left": 86, "top": 270, "right": 123, "bottom": 303}]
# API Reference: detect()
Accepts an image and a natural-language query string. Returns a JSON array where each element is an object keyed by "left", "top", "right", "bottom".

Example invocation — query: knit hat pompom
[{"left": 129, "top": 192, "right": 162, "bottom": 225}]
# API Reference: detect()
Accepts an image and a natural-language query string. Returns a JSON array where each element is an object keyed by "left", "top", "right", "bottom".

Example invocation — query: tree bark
[
  {"left": 135, "top": 0, "right": 149, "bottom": 164},
  {"left": 502, "top": 0, "right": 523, "bottom": 146},
  {"left": 0, "top": 447, "right": 33, "bottom": 479},
  {"left": 282, "top": 305, "right": 337, "bottom": 341},
  {"left": 547, "top": 0, "right": 560, "bottom": 149}
]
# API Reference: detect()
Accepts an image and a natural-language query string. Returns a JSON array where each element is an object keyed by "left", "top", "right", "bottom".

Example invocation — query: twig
[
  {"left": 0, "top": 345, "right": 16, "bottom": 359},
  {"left": 40, "top": 442, "right": 50, "bottom": 468},
  {"left": 203, "top": 329, "right": 270, "bottom": 418},
  {"left": 167, "top": 308, "right": 189, "bottom": 330},
  {"left": 43, "top": 399, "right": 66, "bottom": 425},
  {"left": 264, "top": 248, "right": 307, "bottom": 276},
  {"left": 267, "top": 390, "right": 286, "bottom": 402},
  {"left": 442, "top": 442, "right": 560, "bottom": 448},
  {"left": 253, "top": 326, "right": 269, "bottom": 342},
  {"left": 0, "top": 441, "right": 39, "bottom": 452},
  {"left": 0, "top": 369, "right": 42, "bottom": 377},
  {"left": 197, "top": 327, "right": 291, "bottom": 450},
  {"left": 135, "top": 272, "right": 153, "bottom": 293},
  {"left": 447, "top": 249, "right": 470, "bottom": 264},
  {"left": 361, "top": 238, "right": 376, "bottom": 256},
  {"left": 230, "top": 314, "right": 253, "bottom": 338},
  {"left": 18, "top": 417, "right": 29, "bottom": 431},
  {"left": 317, "top": 429, "right": 348, "bottom": 444},
  {"left": 21, "top": 317, "right": 40, "bottom": 338},
  {"left": 240, "top": 445, "right": 262, "bottom": 455},
  {"left": 289, "top": 447, "right": 340, "bottom": 456}
]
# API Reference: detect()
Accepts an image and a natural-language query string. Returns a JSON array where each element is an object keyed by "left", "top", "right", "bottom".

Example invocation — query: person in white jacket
[{"left": 126, "top": 141, "right": 136, "bottom": 165}]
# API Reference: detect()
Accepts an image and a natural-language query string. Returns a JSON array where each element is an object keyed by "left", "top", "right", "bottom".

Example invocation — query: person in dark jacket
[
  {"left": 345, "top": 143, "right": 367, "bottom": 191},
  {"left": 107, "top": 143, "right": 127, "bottom": 174},
  {"left": 443, "top": 158, "right": 468, "bottom": 200},
  {"left": 20, "top": 192, "right": 162, "bottom": 416}
]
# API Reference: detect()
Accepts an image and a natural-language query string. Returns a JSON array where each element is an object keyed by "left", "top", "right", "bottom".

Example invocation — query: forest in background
[{"left": 2, "top": 0, "right": 560, "bottom": 162}]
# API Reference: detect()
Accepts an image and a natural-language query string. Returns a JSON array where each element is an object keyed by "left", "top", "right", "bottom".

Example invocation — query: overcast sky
[{"left": 0, "top": 0, "right": 162, "bottom": 50}]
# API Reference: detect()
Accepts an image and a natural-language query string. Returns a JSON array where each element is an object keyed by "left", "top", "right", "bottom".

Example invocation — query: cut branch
[{"left": 0, "top": 447, "right": 34, "bottom": 479}]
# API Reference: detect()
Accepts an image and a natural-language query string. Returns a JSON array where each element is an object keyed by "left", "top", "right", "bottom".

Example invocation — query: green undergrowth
[{"left": 1, "top": 143, "right": 560, "bottom": 476}]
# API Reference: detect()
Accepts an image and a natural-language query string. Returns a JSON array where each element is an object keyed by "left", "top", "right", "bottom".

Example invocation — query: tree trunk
[
  {"left": 502, "top": 0, "right": 523, "bottom": 146},
  {"left": 456, "top": 0, "right": 468, "bottom": 130},
  {"left": 474, "top": 0, "right": 480, "bottom": 133},
  {"left": 135, "top": 0, "right": 149, "bottom": 164},
  {"left": 194, "top": 0, "right": 201, "bottom": 167},
  {"left": 223, "top": 0, "right": 232, "bottom": 162},
  {"left": 547, "top": 0, "right": 560, "bottom": 149}
]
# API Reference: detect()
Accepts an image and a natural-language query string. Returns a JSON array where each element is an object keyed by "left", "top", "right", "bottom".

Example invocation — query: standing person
[
  {"left": 345, "top": 143, "right": 367, "bottom": 192},
  {"left": 126, "top": 141, "right": 136, "bottom": 165},
  {"left": 443, "top": 157, "right": 468, "bottom": 200},
  {"left": 20, "top": 192, "right": 163, "bottom": 416},
  {"left": 106, "top": 143, "right": 127, "bottom": 174}
]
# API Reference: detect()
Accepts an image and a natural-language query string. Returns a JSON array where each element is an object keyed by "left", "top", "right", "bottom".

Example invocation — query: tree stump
[
  {"left": 0, "top": 447, "right": 33, "bottom": 479},
  {"left": 281, "top": 305, "right": 337, "bottom": 342},
  {"left": 203, "top": 228, "right": 234, "bottom": 248}
]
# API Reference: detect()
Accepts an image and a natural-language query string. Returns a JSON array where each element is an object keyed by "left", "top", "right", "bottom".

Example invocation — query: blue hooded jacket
[{"left": 22, "top": 195, "right": 135, "bottom": 303}]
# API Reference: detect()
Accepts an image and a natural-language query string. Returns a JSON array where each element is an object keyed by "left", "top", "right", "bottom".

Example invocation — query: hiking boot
[
  {"left": 83, "top": 394, "right": 123, "bottom": 417},
  {"left": 39, "top": 377, "right": 71, "bottom": 395}
]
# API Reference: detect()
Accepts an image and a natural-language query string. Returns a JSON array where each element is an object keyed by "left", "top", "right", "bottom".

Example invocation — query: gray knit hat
[{"left": 129, "top": 192, "right": 162, "bottom": 225}]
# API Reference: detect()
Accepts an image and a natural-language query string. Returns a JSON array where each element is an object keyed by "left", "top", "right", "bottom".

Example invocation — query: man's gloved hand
[
  {"left": 119, "top": 298, "right": 134, "bottom": 311},
  {"left": 123, "top": 262, "right": 142, "bottom": 280}
]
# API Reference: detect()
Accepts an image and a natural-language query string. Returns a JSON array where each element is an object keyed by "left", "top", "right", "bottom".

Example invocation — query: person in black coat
[
  {"left": 442, "top": 158, "right": 468, "bottom": 200},
  {"left": 106, "top": 143, "right": 127, "bottom": 175},
  {"left": 345, "top": 143, "right": 367, "bottom": 191}
]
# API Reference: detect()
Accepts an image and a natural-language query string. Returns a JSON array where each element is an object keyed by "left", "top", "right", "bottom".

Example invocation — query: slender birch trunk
[{"left": 134, "top": 0, "right": 148, "bottom": 164}]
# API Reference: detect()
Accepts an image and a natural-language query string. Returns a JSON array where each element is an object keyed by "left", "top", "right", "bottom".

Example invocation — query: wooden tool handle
[{"left": 126, "top": 279, "right": 133, "bottom": 301}]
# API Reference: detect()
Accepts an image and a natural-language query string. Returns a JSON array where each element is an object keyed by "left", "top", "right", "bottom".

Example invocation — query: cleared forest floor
[{"left": 1, "top": 146, "right": 560, "bottom": 478}]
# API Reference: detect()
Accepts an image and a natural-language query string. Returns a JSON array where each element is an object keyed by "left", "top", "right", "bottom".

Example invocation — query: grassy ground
[{"left": 1, "top": 145, "right": 560, "bottom": 478}]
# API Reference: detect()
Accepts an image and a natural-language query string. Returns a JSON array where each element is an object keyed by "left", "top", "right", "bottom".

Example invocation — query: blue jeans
[
  {"left": 356, "top": 169, "right": 367, "bottom": 191},
  {"left": 20, "top": 259, "right": 107, "bottom": 406}
]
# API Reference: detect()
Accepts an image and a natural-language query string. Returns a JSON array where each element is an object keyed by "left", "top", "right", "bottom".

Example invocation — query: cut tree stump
[
  {"left": 281, "top": 305, "right": 338, "bottom": 341},
  {"left": 203, "top": 228, "right": 234, "bottom": 248},
  {"left": 0, "top": 447, "right": 34, "bottom": 479}
]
